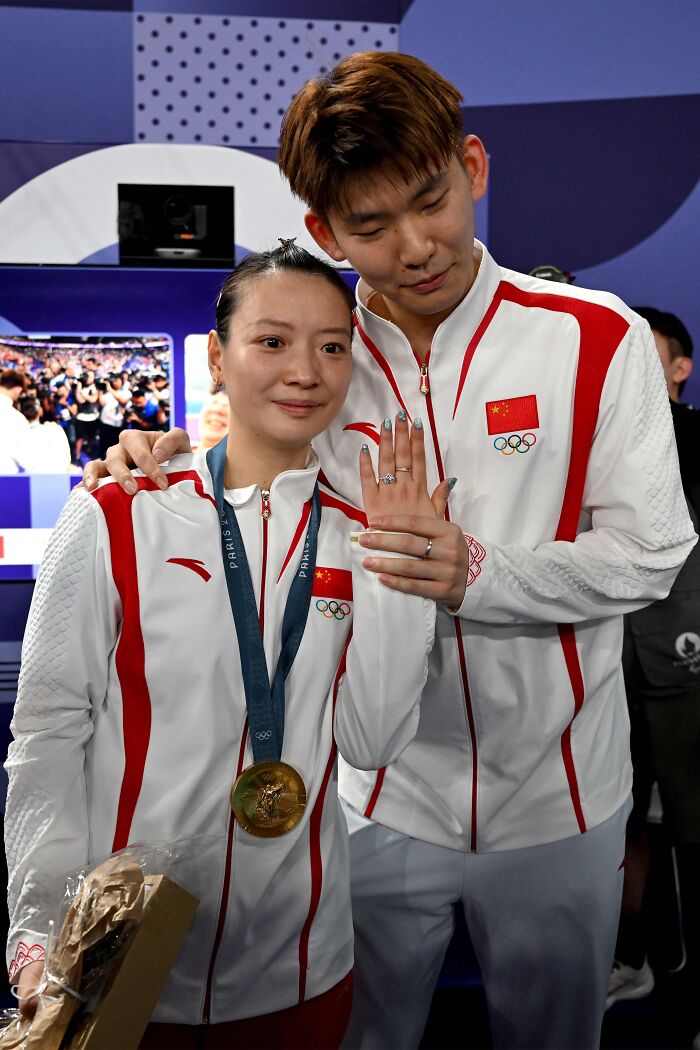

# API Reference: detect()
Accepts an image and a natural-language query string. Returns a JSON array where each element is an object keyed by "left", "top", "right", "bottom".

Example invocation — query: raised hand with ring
[
  {"left": 359, "top": 409, "right": 452, "bottom": 552},
  {"left": 358, "top": 410, "right": 469, "bottom": 609}
]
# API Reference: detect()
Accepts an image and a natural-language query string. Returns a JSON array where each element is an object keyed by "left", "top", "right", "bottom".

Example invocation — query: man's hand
[
  {"left": 16, "top": 959, "right": 44, "bottom": 1020},
  {"left": 358, "top": 412, "right": 468, "bottom": 609},
  {"left": 359, "top": 515, "right": 470, "bottom": 610},
  {"left": 82, "top": 427, "right": 193, "bottom": 494}
]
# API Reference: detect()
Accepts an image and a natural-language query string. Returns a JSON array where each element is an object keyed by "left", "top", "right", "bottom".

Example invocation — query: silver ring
[
  {"left": 380, "top": 473, "right": 397, "bottom": 485},
  {"left": 395, "top": 466, "right": 411, "bottom": 473},
  {"left": 423, "top": 539, "right": 433, "bottom": 558}
]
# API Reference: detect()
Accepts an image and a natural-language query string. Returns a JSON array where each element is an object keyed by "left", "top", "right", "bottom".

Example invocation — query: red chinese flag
[
  {"left": 485, "top": 395, "right": 539, "bottom": 435},
  {"left": 312, "top": 567, "right": 353, "bottom": 602}
]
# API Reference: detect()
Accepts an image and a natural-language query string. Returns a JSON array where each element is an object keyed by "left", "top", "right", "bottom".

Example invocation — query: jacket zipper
[
  {"left": 202, "top": 489, "right": 271, "bottom": 1022},
  {"left": 413, "top": 346, "right": 479, "bottom": 852}
]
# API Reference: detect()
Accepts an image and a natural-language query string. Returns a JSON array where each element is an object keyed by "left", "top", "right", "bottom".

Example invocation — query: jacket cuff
[
  {"left": 449, "top": 534, "right": 489, "bottom": 617},
  {"left": 8, "top": 935, "right": 46, "bottom": 981}
]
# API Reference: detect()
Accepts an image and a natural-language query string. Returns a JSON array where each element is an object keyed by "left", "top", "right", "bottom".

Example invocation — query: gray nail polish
[
  {"left": 398, "top": 409, "right": 407, "bottom": 423},
  {"left": 413, "top": 417, "right": 423, "bottom": 430},
  {"left": 361, "top": 443, "right": 370, "bottom": 453},
  {"left": 448, "top": 477, "right": 458, "bottom": 491},
  {"left": 383, "top": 417, "right": 392, "bottom": 431}
]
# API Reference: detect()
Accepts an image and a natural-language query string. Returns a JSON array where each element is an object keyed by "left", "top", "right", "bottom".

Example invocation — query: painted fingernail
[
  {"left": 383, "top": 417, "right": 392, "bottom": 431},
  {"left": 413, "top": 417, "right": 423, "bottom": 430},
  {"left": 124, "top": 479, "right": 137, "bottom": 495},
  {"left": 361, "top": 443, "right": 370, "bottom": 453},
  {"left": 397, "top": 409, "right": 407, "bottom": 423},
  {"left": 448, "top": 477, "right": 458, "bottom": 491}
]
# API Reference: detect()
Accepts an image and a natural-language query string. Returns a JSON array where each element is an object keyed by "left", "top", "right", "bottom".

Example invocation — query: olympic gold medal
[{"left": 231, "top": 760, "right": 307, "bottom": 838}]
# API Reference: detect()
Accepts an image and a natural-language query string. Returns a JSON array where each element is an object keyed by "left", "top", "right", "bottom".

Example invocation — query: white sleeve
[
  {"left": 334, "top": 537, "right": 435, "bottom": 770},
  {"left": 455, "top": 319, "right": 697, "bottom": 625},
  {"left": 4, "top": 489, "right": 118, "bottom": 979}
]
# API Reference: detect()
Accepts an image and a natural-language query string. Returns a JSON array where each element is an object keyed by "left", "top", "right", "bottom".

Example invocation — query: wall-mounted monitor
[{"left": 118, "top": 184, "right": 235, "bottom": 268}]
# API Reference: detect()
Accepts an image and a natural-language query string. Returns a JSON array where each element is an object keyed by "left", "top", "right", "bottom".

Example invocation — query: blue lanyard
[{"left": 206, "top": 438, "right": 321, "bottom": 763}]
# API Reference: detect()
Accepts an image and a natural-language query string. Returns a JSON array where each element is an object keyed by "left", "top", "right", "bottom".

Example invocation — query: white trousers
[{"left": 341, "top": 799, "right": 630, "bottom": 1050}]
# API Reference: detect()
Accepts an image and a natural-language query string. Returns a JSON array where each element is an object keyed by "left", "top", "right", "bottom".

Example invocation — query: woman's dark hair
[{"left": 215, "top": 240, "right": 355, "bottom": 343}]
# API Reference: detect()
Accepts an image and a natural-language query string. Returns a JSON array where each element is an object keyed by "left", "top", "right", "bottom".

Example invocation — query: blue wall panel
[
  {"left": 0, "top": 8, "right": 133, "bottom": 142},
  {"left": 401, "top": 0, "right": 700, "bottom": 105}
]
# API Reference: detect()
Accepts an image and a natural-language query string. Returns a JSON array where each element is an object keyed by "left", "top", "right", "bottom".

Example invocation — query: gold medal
[{"left": 231, "top": 760, "right": 307, "bottom": 838}]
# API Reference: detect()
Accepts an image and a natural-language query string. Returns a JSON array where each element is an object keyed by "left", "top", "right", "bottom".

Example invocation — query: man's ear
[
  {"left": 207, "top": 330, "right": 223, "bottom": 385},
  {"left": 672, "top": 355, "right": 693, "bottom": 386},
  {"left": 304, "top": 212, "right": 347, "bottom": 263},
  {"left": 461, "top": 135, "right": 489, "bottom": 204}
]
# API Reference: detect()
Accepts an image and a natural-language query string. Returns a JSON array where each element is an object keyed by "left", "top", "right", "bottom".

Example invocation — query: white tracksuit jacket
[
  {"left": 313, "top": 242, "right": 697, "bottom": 854},
  {"left": 4, "top": 450, "right": 435, "bottom": 1023}
]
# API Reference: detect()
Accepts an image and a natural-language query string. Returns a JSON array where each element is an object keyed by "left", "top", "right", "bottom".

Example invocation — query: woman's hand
[
  {"left": 16, "top": 959, "right": 45, "bottom": 1020},
  {"left": 82, "top": 427, "right": 193, "bottom": 494},
  {"left": 358, "top": 412, "right": 470, "bottom": 610}
]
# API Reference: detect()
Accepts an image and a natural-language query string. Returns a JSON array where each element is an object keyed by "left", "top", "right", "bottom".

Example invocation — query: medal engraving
[{"left": 231, "top": 760, "right": 307, "bottom": 838}]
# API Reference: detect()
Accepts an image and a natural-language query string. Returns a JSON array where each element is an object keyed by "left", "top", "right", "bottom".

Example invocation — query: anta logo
[
  {"left": 344, "top": 421, "right": 381, "bottom": 444},
  {"left": 166, "top": 557, "right": 212, "bottom": 582}
]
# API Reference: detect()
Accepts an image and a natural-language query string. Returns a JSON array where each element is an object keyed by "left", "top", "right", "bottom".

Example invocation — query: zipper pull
[
  {"left": 419, "top": 363, "right": 429, "bottom": 395},
  {"left": 260, "top": 489, "right": 271, "bottom": 520}
]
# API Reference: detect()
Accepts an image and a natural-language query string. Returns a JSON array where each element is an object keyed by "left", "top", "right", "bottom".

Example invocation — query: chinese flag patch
[
  {"left": 312, "top": 567, "right": 353, "bottom": 602},
  {"left": 485, "top": 395, "right": 539, "bottom": 436}
]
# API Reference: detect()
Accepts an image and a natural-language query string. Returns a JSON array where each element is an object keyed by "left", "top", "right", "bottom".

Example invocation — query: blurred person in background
[
  {"left": 73, "top": 369, "right": 100, "bottom": 464},
  {"left": 198, "top": 390, "right": 230, "bottom": 450},
  {"left": 608, "top": 308, "right": 700, "bottom": 1044},
  {"left": 17, "top": 396, "right": 73, "bottom": 474},
  {"left": 0, "top": 369, "right": 32, "bottom": 473},
  {"left": 124, "top": 388, "right": 168, "bottom": 432},
  {"left": 98, "top": 373, "right": 129, "bottom": 453}
]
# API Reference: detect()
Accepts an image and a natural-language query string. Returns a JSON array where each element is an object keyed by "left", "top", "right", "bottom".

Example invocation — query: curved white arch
[{"left": 0, "top": 143, "right": 319, "bottom": 264}]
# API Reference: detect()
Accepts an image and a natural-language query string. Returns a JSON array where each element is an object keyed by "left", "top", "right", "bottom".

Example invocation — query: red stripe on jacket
[
  {"left": 278, "top": 498, "right": 312, "bottom": 583},
  {"left": 92, "top": 471, "right": 215, "bottom": 851},
  {"left": 496, "top": 284, "right": 630, "bottom": 831},
  {"left": 319, "top": 490, "right": 367, "bottom": 527},
  {"left": 355, "top": 318, "right": 412, "bottom": 422},
  {"left": 298, "top": 633, "right": 352, "bottom": 1002}
]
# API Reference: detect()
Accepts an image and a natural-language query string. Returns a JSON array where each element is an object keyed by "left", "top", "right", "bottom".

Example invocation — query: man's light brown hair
[{"left": 278, "top": 51, "right": 465, "bottom": 220}]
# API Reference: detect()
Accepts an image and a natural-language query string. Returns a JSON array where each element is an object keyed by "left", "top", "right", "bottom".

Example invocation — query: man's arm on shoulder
[{"left": 82, "top": 427, "right": 193, "bottom": 493}]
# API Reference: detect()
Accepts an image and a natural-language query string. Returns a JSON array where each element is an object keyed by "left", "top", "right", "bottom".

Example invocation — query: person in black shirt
[{"left": 608, "top": 308, "right": 700, "bottom": 1040}]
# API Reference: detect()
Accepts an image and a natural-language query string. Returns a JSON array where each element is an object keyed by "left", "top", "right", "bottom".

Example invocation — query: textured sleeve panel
[
  {"left": 5, "top": 490, "right": 117, "bottom": 974},
  {"left": 457, "top": 320, "right": 697, "bottom": 625}
]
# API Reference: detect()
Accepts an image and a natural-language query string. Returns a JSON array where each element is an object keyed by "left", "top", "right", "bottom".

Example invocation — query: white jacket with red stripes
[
  {"left": 4, "top": 451, "right": 435, "bottom": 1022},
  {"left": 313, "top": 241, "right": 697, "bottom": 854}
]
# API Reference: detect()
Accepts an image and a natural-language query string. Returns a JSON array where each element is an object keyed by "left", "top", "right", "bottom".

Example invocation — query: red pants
[{"left": 139, "top": 972, "right": 352, "bottom": 1050}]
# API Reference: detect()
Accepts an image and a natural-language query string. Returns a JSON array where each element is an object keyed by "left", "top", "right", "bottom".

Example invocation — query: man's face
[{"left": 305, "top": 136, "right": 488, "bottom": 334}]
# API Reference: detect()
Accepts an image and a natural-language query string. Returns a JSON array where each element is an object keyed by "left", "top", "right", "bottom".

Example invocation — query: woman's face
[
  {"left": 208, "top": 271, "right": 353, "bottom": 455},
  {"left": 199, "top": 391, "right": 230, "bottom": 448}
]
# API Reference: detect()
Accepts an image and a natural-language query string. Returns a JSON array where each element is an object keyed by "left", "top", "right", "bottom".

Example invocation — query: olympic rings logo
[
  {"left": 315, "top": 599, "right": 351, "bottom": 620},
  {"left": 255, "top": 730, "right": 273, "bottom": 740},
  {"left": 493, "top": 433, "right": 537, "bottom": 456}
]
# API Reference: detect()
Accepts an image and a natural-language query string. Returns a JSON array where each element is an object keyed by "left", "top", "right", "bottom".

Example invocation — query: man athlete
[{"left": 85, "top": 52, "right": 696, "bottom": 1050}]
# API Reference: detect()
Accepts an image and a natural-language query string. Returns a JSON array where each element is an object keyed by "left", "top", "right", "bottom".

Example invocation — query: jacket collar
[
  {"left": 196, "top": 446, "right": 321, "bottom": 511},
  {"left": 354, "top": 240, "right": 503, "bottom": 364}
]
